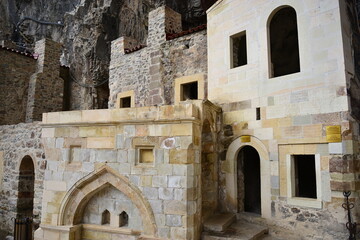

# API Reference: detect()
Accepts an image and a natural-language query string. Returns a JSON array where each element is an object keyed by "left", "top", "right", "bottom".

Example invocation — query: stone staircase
[{"left": 202, "top": 213, "right": 269, "bottom": 240}]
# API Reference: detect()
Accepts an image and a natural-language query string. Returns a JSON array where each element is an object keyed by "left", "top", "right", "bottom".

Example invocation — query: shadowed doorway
[{"left": 237, "top": 146, "right": 261, "bottom": 214}]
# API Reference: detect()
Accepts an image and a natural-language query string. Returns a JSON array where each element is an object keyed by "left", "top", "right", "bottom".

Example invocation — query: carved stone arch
[
  {"left": 225, "top": 135, "right": 271, "bottom": 218},
  {"left": 58, "top": 166, "right": 157, "bottom": 236}
]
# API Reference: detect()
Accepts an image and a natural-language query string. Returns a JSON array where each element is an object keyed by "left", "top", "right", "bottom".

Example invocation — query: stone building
[{"left": 1, "top": 0, "right": 360, "bottom": 239}]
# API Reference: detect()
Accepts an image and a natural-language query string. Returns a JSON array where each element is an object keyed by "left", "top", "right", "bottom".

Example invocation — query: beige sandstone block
[
  {"left": 169, "top": 149, "right": 189, "bottom": 164},
  {"left": 171, "top": 123, "right": 193, "bottom": 136},
  {"left": 79, "top": 126, "right": 115, "bottom": 137},
  {"left": 87, "top": 137, "right": 115, "bottom": 149},
  {"left": 111, "top": 108, "right": 136, "bottom": 121},
  {"left": 136, "top": 125, "right": 149, "bottom": 136},
  {"left": 141, "top": 176, "right": 153, "bottom": 187},
  {"left": 42, "top": 128, "right": 55, "bottom": 138},
  {"left": 45, "top": 181, "right": 67, "bottom": 191},
  {"left": 59, "top": 111, "right": 82, "bottom": 124},
  {"left": 44, "top": 229, "right": 60, "bottom": 240},
  {"left": 82, "top": 109, "right": 111, "bottom": 122}
]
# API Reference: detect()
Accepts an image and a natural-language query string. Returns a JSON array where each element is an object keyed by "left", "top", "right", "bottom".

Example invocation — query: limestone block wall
[
  {"left": 0, "top": 48, "right": 36, "bottom": 125},
  {"left": 0, "top": 122, "right": 45, "bottom": 235},
  {"left": 109, "top": 6, "right": 207, "bottom": 108},
  {"left": 35, "top": 101, "right": 218, "bottom": 240},
  {"left": 207, "top": 0, "right": 358, "bottom": 239},
  {"left": 26, "top": 39, "right": 64, "bottom": 122}
]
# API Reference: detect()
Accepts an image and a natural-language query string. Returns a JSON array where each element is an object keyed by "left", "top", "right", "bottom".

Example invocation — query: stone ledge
[{"left": 42, "top": 103, "right": 200, "bottom": 126}]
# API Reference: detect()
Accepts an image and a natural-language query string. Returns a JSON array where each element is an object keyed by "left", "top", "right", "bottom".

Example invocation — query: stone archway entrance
[
  {"left": 237, "top": 146, "right": 261, "bottom": 214},
  {"left": 17, "top": 156, "right": 35, "bottom": 218}
]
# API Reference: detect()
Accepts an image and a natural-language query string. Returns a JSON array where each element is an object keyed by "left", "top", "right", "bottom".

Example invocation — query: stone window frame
[
  {"left": 230, "top": 30, "right": 248, "bottom": 69},
  {"left": 135, "top": 145, "right": 155, "bottom": 167},
  {"left": 116, "top": 90, "right": 135, "bottom": 108},
  {"left": 286, "top": 153, "right": 322, "bottom": 209},
  {"left": 175, "top": 73, "right": 205, "bottom": 104}
]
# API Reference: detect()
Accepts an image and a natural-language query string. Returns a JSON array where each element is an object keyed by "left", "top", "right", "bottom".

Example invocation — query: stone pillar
[
  {"left": 147, "top": 6, "right": 182, "bottom": 46},
  {"left": 25, "top": 39, "right": 63, "bottom": 122},
  {"left": 147, "top": 6, "right": 182, "bottom": 106}
]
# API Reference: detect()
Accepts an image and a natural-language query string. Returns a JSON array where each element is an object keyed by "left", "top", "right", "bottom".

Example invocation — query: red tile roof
[
  {"left": 124, "top": 44, "right": 147, "bottom": 54},
  {"left": 0, "top": 45, "right": 38, "bottom": 59},
  {"left": 166, "top": 24, "right": 207, "bottom": 40}
]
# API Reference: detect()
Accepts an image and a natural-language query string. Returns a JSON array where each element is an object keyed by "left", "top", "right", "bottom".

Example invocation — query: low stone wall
[{"left": 0, "top": 122, "right": 45, "bottom": 235}]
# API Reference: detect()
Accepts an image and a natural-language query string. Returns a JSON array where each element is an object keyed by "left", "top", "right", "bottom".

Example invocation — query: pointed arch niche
[
  {"left": 58, "top": 166, "right": 156, "bottom": 237},
  {"left": 225, "top": 136, "right": 271, "bottom": 218}
]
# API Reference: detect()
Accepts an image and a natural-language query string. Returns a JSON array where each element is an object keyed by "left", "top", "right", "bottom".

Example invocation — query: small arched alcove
[
  {"left": 101, "top": 210, "right": 110, "bottom": 225},
  {"left": 119, "top": 211, "right": 129, "bottom": 227},
  {"left": 268, "top": 6, "right": 300, "bottom": 78},
  {"left": 17, "top": 155, "right": 35, "bottom": 218},
  {"left": 59, "top": 166, "right": 156, "bottom": 237}
]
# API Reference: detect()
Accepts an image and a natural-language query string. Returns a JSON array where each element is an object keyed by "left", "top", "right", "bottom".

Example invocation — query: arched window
[
  {"left": 268, "top": 6, "right": 300, "bottom": 78},
  {"left": 119, "top": 211, "right": 129, "bottom": 227},
  {"left": 101, "top": 210, "right": 110, "bottom": 225},
  {"left": 17, "top": 156, "right": 35, "bottom": 218}
]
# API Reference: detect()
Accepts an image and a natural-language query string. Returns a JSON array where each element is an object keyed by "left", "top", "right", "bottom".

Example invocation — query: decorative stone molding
[
  {"left": 58, "top": 165, "right": 157, "bottom": 237},
  {"left": 225, "top": 135, "right": 271, "bottom": 218}
]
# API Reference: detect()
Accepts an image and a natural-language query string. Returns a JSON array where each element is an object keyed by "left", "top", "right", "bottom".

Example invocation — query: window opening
[
  {"left": 269, "top": 7, "right": 300, "bottom": 77},
  {"left": 181, "top": 81, "right": 198, "bottom": 100},
  {"left": 119, "top": 211, "right": 129, "bottom": 227},
  {"left": 293, "top": 155, "right": 316, "bottom": 199},
  {"left": 120, "top": 96, "right": 131, "bottom": 108},
  {"left": 101, "top": 209, "right": 110, "bottom": 225},
  {"left": 256, "top": 107, "right": 261, "bottom": 120},
  {"left": 231, "top": 31, "right": 247, "bottom": 68}
]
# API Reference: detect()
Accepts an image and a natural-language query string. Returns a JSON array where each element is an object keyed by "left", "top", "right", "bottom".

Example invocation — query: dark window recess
[
  {"left": 231, "top": 32, "right": 247, "bottom": 68},
  {"left": 181, "top": 81, "right": 198, "bottom": 100},
  {"left": 119, "top": 211, "right": 129, "bottom": 227},
  {"left": 120, "top": 97, "right": 131, "bottom": 108},
  {"left": 294, "top": 155, "right": 317, "bottom": 199},
  {"left": 269, "top": 7, "right": 300, "bottom": 77},
  {"left": 256, "top": 107, "right": 261, "bottom": 120},
  {"left": 101, "top": 210, "right": 110, "bottom": 225}
]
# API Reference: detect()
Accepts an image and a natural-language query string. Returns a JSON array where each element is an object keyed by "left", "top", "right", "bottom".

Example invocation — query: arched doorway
[
  {"left": 17, "top": 156, "right": 35, "bottom": 218},
  {"left": 237, "top": 146, "right": 261, "bottom": 214}
]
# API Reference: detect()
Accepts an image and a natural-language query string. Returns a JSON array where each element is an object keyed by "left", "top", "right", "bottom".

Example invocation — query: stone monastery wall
[
  {"left": 0, "top": 48, "right": 36, "bottom": 125},
  {"left": 109, "top": 6, "right": 207, "bottom": 108}
]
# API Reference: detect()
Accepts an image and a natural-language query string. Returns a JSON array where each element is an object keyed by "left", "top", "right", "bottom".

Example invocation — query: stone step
[
  {"left": 204, "top": 213, "right": 237, "bottom": 232},
  {"left": 202, "top": 220, "right": 269, "bottom": 240}
]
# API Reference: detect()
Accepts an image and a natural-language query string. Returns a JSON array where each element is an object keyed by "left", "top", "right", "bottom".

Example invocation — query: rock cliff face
[{"left": 0, "top": 0, "right": 208, "bottom": 110}]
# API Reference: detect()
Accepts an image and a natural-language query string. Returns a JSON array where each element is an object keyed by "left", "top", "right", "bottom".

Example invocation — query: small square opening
[
  {"left": 231, "top": 31, "right": 247, "bottom": 68},
  {"left": 139, "top": 148, "right": 154, "bottom": 164},
  {"left": 120, "top": 97, "right": 131, "bottom": 108},
  {"left": 293, "top": 155, "right": 316, "bottom": 199},
  {"left": 181, "top": 81, "right": 198, "bottom": 101}
]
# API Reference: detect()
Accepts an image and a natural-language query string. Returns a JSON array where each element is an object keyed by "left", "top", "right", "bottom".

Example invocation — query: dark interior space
[
  {"left": 181, "top": 81, "right": 198, "bottom": 100},
  {"left": 238, "top": 146, "right": 261, "bottom": 214},
  {"left": 294, "top": 155, "right": 317, "bottom": 199},
  {"left": 269, "top": 7, "right": 300, "bottom": 78},
  {"left": 96, "top": 82, "right": 109, "bottom": 109},
  {"left": 119, "top": 211, "right": 129, "bottom": 227},
  {"left": 232, "top": 32, "right": 247, "bottom": 68},
  {"left": 17, "top": 156, "right": 35, "bottom": 218},
  {"left": 120, "top": 96, "right": 131, "bottom": 108}
]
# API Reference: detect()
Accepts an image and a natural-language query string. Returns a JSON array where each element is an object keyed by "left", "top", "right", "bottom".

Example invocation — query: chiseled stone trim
[
  {"left": 58, "top": 165, "right": 157, "bottom": 237},
  {"left": 224, "top": 135, "right": 271, "bottom": 218},
  {"left": 115, "top": 90, "right": 135, "bottom": 108}
]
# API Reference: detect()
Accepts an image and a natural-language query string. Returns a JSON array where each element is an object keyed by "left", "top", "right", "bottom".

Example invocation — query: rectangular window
[
  {"left": 120, "top": 96, "right": 131, "bottom": 108},
  {"left": 256, "top": 107, "right": 261, "bottom": 120},
  {"left": 181, "top": 81, "right": 198, "bottom": 101},
  {"left": 231, "top": 31, "right": 247, "bottom": 68},
  {"left": 293, "top": 155, "right": 317, "bottom": 199}
]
